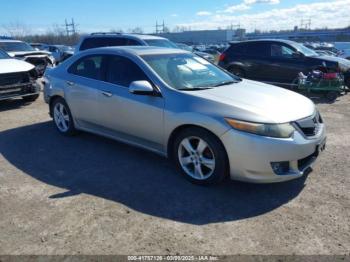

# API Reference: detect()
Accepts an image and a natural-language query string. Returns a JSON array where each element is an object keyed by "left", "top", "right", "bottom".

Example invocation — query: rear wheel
[
  {"left": 173, "top": 128, "right": 229, "bottom": 185},
  {"left": 22, "top": 94, "right": 39, "bottom": 102},
  {"left": 228, "top": 67, "right": 245, "bottom": 78},
  {"left": 51, "top": 98, "right": 77, "bottom": 136},
  {"left": 325, "top": 91, "right": 339, "bottom": 102}
]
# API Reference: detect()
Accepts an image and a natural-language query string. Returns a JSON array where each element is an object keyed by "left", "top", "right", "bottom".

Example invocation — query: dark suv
[
  {"left": 75, "top": 33, "right": 179, "bottom": 53},
  {"left": 218, "top": 39, "right": 350, "bottom": 88}
]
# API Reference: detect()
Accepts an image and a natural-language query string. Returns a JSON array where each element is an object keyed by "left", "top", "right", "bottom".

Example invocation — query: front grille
[
  {"left": 0, "top": 72, "right": 33, "bottom": 98},
  {"left": 295, "top": 112, "right": 323, "bottom": 138},
  {"left": 0, "top": 72, "right": 30, "bottom": 86}
]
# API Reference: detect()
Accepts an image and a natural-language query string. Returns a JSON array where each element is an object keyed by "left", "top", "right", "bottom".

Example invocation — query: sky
[{"left": 0, "top": 0, "right": 349, "bottom": 35}]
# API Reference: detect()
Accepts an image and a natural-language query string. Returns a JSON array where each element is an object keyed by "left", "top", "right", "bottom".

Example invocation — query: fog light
[{"left": 271, "top": 162, "right": 290, "bottom": 175}]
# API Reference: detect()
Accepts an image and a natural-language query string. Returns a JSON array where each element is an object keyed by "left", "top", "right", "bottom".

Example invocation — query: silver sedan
[{"left": 43, "top": 46, "right": 326, "bottom": 185}]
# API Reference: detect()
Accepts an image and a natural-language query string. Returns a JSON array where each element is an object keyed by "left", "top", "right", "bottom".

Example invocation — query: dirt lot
[{"left": 0, "top": 93, "right": 349, "bottom": 256}]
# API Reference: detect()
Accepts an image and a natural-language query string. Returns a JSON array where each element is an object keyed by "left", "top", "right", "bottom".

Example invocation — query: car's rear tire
[
  {"left": 229, "top": 67, "right": 245, "bottom": 78},
  {"left": 172, "top": 127, "right": 229, "bottom": 185},
  {"left": 22, "top": 94, "right": 39, "bottom": 102},
  {"left": 325, "top": 91, "right": 339, "bottom": 102},
  {"left": 51, "top": 97, "right": 77, "bottom": 136}
]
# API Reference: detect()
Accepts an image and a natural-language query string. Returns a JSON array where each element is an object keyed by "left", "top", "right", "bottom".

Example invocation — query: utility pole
[
  {"left": 155, "top": 20, "right": 165, "bottom": 34},
  {"left": 64, "top": 18, "right": 77, "bottom": 36},
  {"left": 300, "top": 18, "right": 311, "bottom": 30}
]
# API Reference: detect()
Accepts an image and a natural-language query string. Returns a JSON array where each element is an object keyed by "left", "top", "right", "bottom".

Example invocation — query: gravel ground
[{"left": 0, "top": 93, "right": 349, "bottom": 256}]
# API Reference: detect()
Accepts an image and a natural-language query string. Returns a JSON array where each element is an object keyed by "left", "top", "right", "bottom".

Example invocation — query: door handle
[
  {"left": 101, "top": 91, "right": 113, "bottom": 97},
  {"left": 66, "top": 81, "right": 75, "bottom": 86}
]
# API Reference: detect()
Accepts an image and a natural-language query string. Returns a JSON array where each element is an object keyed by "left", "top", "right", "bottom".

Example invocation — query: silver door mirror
[{"left": 129, "top": 81, "right": 154, "bottom": 95}]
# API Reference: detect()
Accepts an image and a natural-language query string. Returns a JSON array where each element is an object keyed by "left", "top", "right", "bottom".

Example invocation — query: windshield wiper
[
  {"left": 213, "top": 80, "right": 237, "bottom": 87},
  {"left": 178, "top": 87, "right": 213, "bottom": 91}
]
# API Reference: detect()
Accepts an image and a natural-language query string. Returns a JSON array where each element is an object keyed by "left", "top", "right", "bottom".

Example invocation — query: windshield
[
  {"left": 0, "top": 42, "right": 35, "bottom": 52},
  {"left": 142, "top": 53, "right": 238, "bottom": 90},
  {"left": 0, "top": 49, "right": 9, "bottom": 59},
  {"left": 145, "top": 39, "right": 178, "bottom": 49},
  {"left": 177, "top": 43, "right": 193, "bottom": 52},
  {"left": 293, "top": 42, "right": 318, "bottom": 56}
]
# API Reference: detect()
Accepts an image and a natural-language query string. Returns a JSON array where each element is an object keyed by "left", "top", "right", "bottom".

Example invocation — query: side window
[
  {"left": 271, "top": 44, "right": 296, "bottom": 58},
  {"left": 228, "top": 44, "right": 246, "bottom": 55},
  {"left": 126, "top": 39, "right": 142, "bottom": 46},
  {"left": 106, "top": 55, "right": 150, "bottom": 87},
  {"left": 80, "top": 37, "right": 127, "bottom": 51},
  {"left": 68, "top": 55, "right": 106, "bottom": 80},
  {"left": 245, "top": 42, "right": 269, "bottom": 57}
]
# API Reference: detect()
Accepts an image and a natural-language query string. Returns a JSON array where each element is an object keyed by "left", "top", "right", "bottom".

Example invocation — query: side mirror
[{"left": 129, "top": 81, "right": 155, "bottom": 96}]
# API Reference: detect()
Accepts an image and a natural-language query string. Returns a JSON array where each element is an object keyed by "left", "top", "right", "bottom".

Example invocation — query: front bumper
[{"left": 220, "top": 125, "right": 326, "bottom": 183}]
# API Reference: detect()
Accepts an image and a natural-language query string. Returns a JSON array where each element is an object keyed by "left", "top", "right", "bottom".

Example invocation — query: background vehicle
[
  {"left": 176, "top": 43, "right": 215, "bottom": 63},
  {"left": 0, "top": 49, "right": 40, "bottom": 102},
  {"left": 75, "top": 32, "right": 178, "bottom": 53},
  {"left": 45, "top": 45, "right": 74, "bottom": 64},
  {"left": 44, "top": 46, "right": 326, "bottom": 185},
  {"left": 218, "top": 39, "right": 350, "bottom": 88},
  {"left": 0, "top": 39, "right": 54, "bottom": 76}
]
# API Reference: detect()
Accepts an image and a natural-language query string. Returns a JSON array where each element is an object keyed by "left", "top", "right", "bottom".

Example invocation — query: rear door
[
  {"left": 65, "top": 55, "right": 108, "bottom": 127},
  {"left": 225, "top": 42, "right": 271, "bottom": 82}
]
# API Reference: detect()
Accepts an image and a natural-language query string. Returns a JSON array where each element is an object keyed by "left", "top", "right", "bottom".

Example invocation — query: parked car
[
  {"left": 44, "top": 46, "right": 326, "bottom": 185},
  {"left": 218, "top": 39, "right": 350, "bottom": 88},
  {"left": 0, "top": 48, "right": 40, "bottom": 102},
  {"left": 176, "top": 43, "right": 215, "bottom": 63},
  {"left": 0, "top": 40, "right": 55, "bottom": 76},
  {"left": 75, "top": 32, "right": 178, "bottom": 53},
  {"left": 45, "top": 45, "right": 74, "bottom": 64},
  {"left": 30, "top": 43, "right": 48, "bottom": 51},
  {"left": 338, "top": 49, "right": 350, "bottom": 60}
]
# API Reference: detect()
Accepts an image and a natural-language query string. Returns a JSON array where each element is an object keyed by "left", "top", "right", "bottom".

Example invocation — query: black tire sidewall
[
  {"left": 172, "top": 127, "right": 229, "bottom": 185},
  {"left": 51, "top": 98, "right": 77, "bottom": 136},
  {"left": 229, "top": 67, "right": 245, "bottom": 78}
]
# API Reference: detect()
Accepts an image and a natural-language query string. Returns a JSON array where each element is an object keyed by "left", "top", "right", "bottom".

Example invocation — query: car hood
[
  {"left": 8, "top": 51, "right": 51, "bottom": 57},
  {"left": 0, "top": 59, "right": 35, "bottom": 74},
  {"left": 314, "top": 55, "right": 350, "bottom": 69},
  {"left": 192, "top": 79, "right": 315, "bottom": 124}
]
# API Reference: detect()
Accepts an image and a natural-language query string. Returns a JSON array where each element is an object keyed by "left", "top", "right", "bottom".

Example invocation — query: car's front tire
[
  {"left": 22, "top": 94, "right": 39, "bottom": 102},
  {"left": 173, "top": 127, "right": 229, "bottom": 185},
  {"left": 51, "top": 97, "right": 77, "bottom": 136}
]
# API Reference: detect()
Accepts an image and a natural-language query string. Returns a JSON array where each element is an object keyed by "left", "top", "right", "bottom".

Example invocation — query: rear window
[{"left": 79, "top": 37, "right": 142, "bottom": 51}]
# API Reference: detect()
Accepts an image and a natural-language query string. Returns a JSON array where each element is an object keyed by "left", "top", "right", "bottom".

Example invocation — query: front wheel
[
  {"left": 173, "top": 128, "right": 229, "bottom": 185},
  {"left": 22, "top": 94, "right": 39, "bottom": 102},
  {"left": 51, "top": 98, "right": 77, "bottom": 136}
]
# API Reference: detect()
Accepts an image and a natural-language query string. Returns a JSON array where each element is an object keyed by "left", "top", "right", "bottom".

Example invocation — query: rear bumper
[{"left": 221, "top": 125, "right": 326, "bottom": 183}]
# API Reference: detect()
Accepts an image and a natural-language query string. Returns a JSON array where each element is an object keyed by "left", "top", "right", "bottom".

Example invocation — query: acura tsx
[{"left": 43, "top": 46, "right": 326, "bottom": 185}]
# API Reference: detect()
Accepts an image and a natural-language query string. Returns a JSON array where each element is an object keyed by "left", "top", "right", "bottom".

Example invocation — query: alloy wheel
[
  {"left": 178, "top": 136, "right": 216, "bottom": 180},
  {"left": 53, "top": 102, "right": 70, "bottom": 133}
]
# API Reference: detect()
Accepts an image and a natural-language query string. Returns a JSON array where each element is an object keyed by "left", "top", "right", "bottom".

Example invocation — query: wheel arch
[
  {"left": 48, "top": 95, "right": 65, "bottom": 117},
  {"left": 166, "top": 124, "right": 229, "bottom": 165}
]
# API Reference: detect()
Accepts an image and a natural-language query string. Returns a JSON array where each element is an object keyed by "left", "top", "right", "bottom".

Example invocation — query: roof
[
  {"left": 86, "top": 33, "right": 167, "bottom": 41},
  {"left": 230, "top": 39, "right": 298, "bottom": 45},
  {"left": 83, "top": 46, "right": 188, "bottom": 56}
]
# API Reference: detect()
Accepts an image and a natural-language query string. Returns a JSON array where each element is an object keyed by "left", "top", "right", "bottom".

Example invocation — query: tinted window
[
  {"left": 270, "top": 44, "right": 296, "bottom": 58},
  {"left": 228, "top": 42, "right": 269, "bottom": 57},
  {"left": 107, "top": 55, "right": 149, "bottom": 87},
  {"left": 228, "top": 44, "right": 246, "bottom": 55},
  {"left": 0, "top": 42, "right": 35, "bottom": 52},
  {"left": 80, "top": 37, "right": 128, "bottom": 51},
  {"left": 69, "top": 55, "right": 106, "bottom": 80},
  {"left": 126, "top": 39, "right": 142, "bottom": 46},
  {"left": 0, "top": 49, "right": 9, "bottom": 59}
]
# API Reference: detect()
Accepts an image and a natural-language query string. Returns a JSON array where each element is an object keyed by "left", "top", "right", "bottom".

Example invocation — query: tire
[
  {"left": 172, "top": 127, "right": 229, "bottom": 185},
  {"left": 22, "top": 94, "right": 39, "bottom": 102},
  {"left": 51, "top": 97, "right": 77, "bottom": 136},
  {"left": 228, "top": 67, "right": 245, "bottom": 78},
  {"left": 325, "top": 91, "right": 338, "bottom": 102}
]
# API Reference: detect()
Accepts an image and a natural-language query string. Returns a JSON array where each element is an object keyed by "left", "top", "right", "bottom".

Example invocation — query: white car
[
  {"left": 0, "top": 39, "right": 55, "bottom": 76},
  {"left": 338, "top": 49, "right": 350, "bottom": 60},
  {"left": 0, "top": 49, "right": 40, "bottom": 102}
]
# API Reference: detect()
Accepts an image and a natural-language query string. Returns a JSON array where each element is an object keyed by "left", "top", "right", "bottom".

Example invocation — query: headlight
[{"left": 225, "top": 118, "right": 295, "bottom": 138}]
